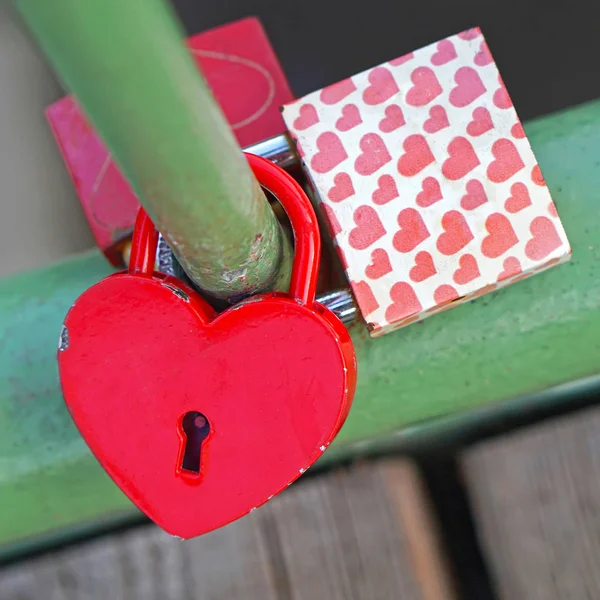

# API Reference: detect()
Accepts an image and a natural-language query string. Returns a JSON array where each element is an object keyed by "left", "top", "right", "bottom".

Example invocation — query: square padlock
[{"left": 282, "top": 27, "right": 571, "bottom": 337}]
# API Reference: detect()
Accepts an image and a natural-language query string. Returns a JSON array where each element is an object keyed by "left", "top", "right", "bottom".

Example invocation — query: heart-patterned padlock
[{"left": 58, "top": 153, "right": 357, "bottom": 538}]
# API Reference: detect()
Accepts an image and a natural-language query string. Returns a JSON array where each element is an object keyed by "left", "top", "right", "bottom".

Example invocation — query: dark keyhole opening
[{"left": 180, "top": 411, "right": 210, "bottom": 475}]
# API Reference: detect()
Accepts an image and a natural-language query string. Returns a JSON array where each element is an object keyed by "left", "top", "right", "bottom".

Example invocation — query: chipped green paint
[
  {"left": 2, "top": 100, "right": 600, "bottom": 553},
  {"left": 16, "top": 0, "right": 292, "bottom": 301}
]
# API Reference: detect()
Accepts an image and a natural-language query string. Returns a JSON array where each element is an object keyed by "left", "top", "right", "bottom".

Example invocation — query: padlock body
[{"left": 58, "top": 272, "right": 355, "bottom": 538}]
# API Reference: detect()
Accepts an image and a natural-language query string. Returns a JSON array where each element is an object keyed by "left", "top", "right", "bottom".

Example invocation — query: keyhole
[{"left": 180, "top": 411, "right": 210, "bottom": 475}]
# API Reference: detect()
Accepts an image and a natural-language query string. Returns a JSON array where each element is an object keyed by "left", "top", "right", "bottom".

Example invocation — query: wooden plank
[
  {"left": 0, "top": 515, "right": 277, "bottom": 600},
  {"left": 268, "top": 463, "right": 426, "bottom": 600},
  {"left": 0, "top": 459, "right": 455, "bottom": 600},
  {"left": 461, "top": 406, "right": 600, "bottom": 600},
  {"left": 381, "top": 461, "right": 457, "bottom": 600}
]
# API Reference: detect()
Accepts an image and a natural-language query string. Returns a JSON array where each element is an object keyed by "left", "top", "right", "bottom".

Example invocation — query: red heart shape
[
  {"left": 525, "top": 216, "right": 563, "bottom": 260},
  {"left": 363, "top": 67, "right": 399, "bottom": 105},
  {"left": 349, "top": 206, "right": 386, "bottom": 249},
  {"left": 487, "top": 139, "right": 524, "bottom": 183},
  {"left": 423, "top": 105, "right": 449, "bottom": 134},
  {"left": 379, "top": 104, "right": 406, "bottom": 133},
  {"left": 320, "top": 78, "right": 357, "bottom": 104},
  {"left": 437, "top": 210, "right": 474, "bottom": 255},
  {"left": 481, "top": 213, "right": 518, "bottom": 258},
  {"left": 365, "top": 249, "right": 393, "bottom": 279},
  {"left": 504, "top": 182, "right": 531, "bottom": 213},
  {"left": 372, "top": 175, "right": 399, "bottom": 205},
  {"left": 336, "top": 104, "right": 362, "bottom": 131},
  {"left": 406, "top": 67, "right": 443, "bottom": 107},
  {"left": 493, "top": 76, "right": 512, "bottom": 109},
  {"left": 416, "top": 177, "right": 443, "bottom": 207},
  {"left": 397, "top": 135, "right": 435, "bottom": 177},
  {"left": 453, "top": 254, "right": 480, "bottom": 284},
  {"left": 449, "top": 67, "right": 486, "bottom": 107},
  {"left": 355, "top": 134, "right": 392, "bottom": 176},
  {"left": 511, "top": 123, "right": 526, "bottom": 139},
  {"left": 293, "top": 104, "right": 319, "bottom": 130},
  {"left": 442, "top": 137, "right": 480, "bottom": 181},
  {"left": 466, "top": 107, "right": 493, "bottom": 136},
  {"left": 321, "top": 204, "right": 342, "bottom": 237},
  {"left": 393, "top": 208, "right": 430, "bottom": 252},
  {"left": 431, "top": 40, "right": 457, "bottom": 65},
  {"left": 497, "top": 257, "right": 522, "bottom": 281},
  {"left": 474, "top": 41, "right": 493, "bottom": 66},
  {"left": 460, "top": 179, "right": 487, "bottom": 210},
  {"left": 458, "top": 28, "right": 481, "bottom": 40},
  {"left": 434, "top": 284, "right": 460, "bottom": 304},
  {"left": 409, "top": 251, "right": 437, "bottom": 282},
  {"left": 531, "top": 165, "right": 546, "bottom": 186},
  {"left": 59, "top": 275, "right": 354, "bottom": 539},
  {"left": 310, "top": 132, "right": 348, "bottom": 174},
  {"left": 352, "top": 280, "right": 379, "bottom": 316},
  {"left": 385, "top": 282, "right": 422, "bottom": 322},
  {"left": 389, "top": 52, "right": 414, "bottom": 66},
  {"left": 327, "top": 172, "right": 355, "bottom": 202}
]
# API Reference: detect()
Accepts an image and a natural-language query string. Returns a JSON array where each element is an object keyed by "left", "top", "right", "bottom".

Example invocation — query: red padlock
[{"left": 58, "top": 153, "right": 357, "bottom": 539}]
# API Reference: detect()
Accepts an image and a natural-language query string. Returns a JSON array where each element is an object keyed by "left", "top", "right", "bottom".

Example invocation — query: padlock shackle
[
  {"left": 246, "top": 153, "right": 319, "bottom": 307},
  {"left": 129, "top": 153, "right": 320, "bottom": 307},
  {"left": 129, "top": 209, "right": 158, "bottom": 276}
]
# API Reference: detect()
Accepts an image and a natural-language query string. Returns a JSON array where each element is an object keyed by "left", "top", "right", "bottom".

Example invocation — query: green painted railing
[{"left": 1, "top": 100, "right": 600, "bottom": 553}]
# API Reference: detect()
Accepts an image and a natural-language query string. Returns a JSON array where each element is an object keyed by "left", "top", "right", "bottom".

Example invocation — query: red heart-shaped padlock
[{"left": 58, "top": 154, "right": 356, "bottom": 538}]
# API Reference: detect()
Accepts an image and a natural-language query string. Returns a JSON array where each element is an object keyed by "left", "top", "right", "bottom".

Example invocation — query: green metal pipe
[
  {"left": 15, "top": 0, "right": 291, "bottom": 300},
  {"left": 2, "top": 99, "right": 600, "bottom": 553}
]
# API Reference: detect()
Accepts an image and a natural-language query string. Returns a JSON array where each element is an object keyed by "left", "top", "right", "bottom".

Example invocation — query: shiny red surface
[{"left": 58, "top": 155, "right": 356, "bottom": 539}]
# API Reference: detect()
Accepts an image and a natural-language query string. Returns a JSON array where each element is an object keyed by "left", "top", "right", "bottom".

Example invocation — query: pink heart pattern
[
  {"left": 431, "top": 40, "right": 457, "bottom": 66},
  {"left": 282, "top": 28, "right": 571, "bottom": 337},
  {"left": 336, "top": 104, "right": 362, "bottom": 131}
]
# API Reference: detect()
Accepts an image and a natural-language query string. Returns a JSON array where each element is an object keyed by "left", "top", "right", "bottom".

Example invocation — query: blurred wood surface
[
  {"left": 462, "top": 406, "right": 600, "bottom": 600},
  {"left": 0, "top": 459, "right": 455, "bottom": 600}
]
